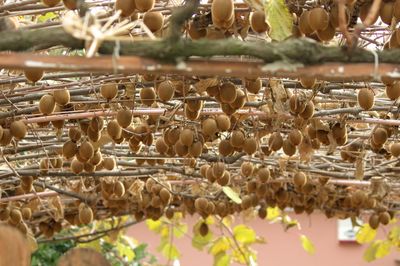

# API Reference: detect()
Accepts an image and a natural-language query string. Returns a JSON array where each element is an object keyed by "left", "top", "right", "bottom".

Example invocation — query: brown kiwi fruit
[
  {"left": 79, "top": 204, "right": 94, "bottom": 224},
  {"left": 331, "top": 123, "right": 346, "bottom": 139},
  {"left": 372, "top": 128, "right": 388, "bottom": 145},
  {"left": 115, "top": 0, "right": 136, "bottom": 17},
  {"left": 90, "top": 117, "right": 104, "bottom": 132},
  {"left": 299, "top": 101, "right": 315, "bottom": 119},
  {"left": 288, "top": 129, "right": 303, "bottom": 146},
  {"left": 103, "top": 157, "right": 116, "bottom": 170},
  {"left": 39, "top": 94, "right": 56, "bottom": 115},
  {"left": 157, "top": 80, "right": 175, "bottom": 101},
  {"left": 188, "top": 22, "right": 207, "bottom": 39},
  {"left": 391, "top": 143, "right": 400, "bottom": 157},
  {"left": 189, "top": 141, "right": 203, "bottom": 157},
  {"left": 212, "top": 162, "right": 225, "bottom": 178},
  {"left": 217, "top": 171, "right": 230, "bottom": 186},
  {"left": 268, "top": 132, "right": 283, "bottom": 151},
  {"left": 282, "top": 139, "right": 296, "bottom": 156},
  {"left": 107, "top": 120, "right": 122, "bottom": 139},
  {"left": 143, "top": 12, "right": 164, "bottom": 32},
  {"left": 63, "top": 140, "right": 78, "bottom": 159},
  {"left": 241, "top": 161, "right": 254, "bottom": 177},
  {"left": 258, "top": 167, "right": 270, "bottom": 182},
  {"left": 219, "top": 82, "right": 237, "bottom": 104},
  {"left": 42, "top": 0, "right": 60, "bottom": 7},
  {"left": 289, "top": 94, "right": 306, "bottom": 114},
  {"left": 293, "top": 171, "right": 307, "bottom": 187},
  {"left": 100, "top": 83, "right": 118, "bottom": 100},
  {"left": 379, "top": 1, "right": 394, "bottom": 25},
  {"left": 216, "top": 114, "right": 231, "bottom": 131},
  {"left": 68, "top": 127, "right": 82, "bottom": 142},
  {"left": 0, "top": 129, "right": 12, "bottom": 146},
  {"left": 194, "top": 197, "right": 208, "bottom": 211},
  {"left": 211, "top": 0, "right": 234, "bottom": 24},
  {"left": 230, "top": 130, "right": 245, "bottom": 148},
  {"left": 379, "top": 211, "right": 390, "bottom": 225},
  {"left": 140, "top": 87, "right": 156, "bottom": 106},
  {"left": 79, "top": 141, "right": 94, "bottom": 161},
  {"left": 230, "top": 89, "right": 246, "bottom": 109},
  {"left": 71, "top": 158, "right": 84, "bottom": 174},
  {"left": 155, "top": 137, "right": 169, "bottom": 154},
  {"left": 21, "top": 207, "right": 32, "bottom": 220},
  {"left": 219, "top": 139, "right": 234, "bottom": 156},
  {"left": 24, "top": 69, "right": 44, "bottom": 82},
  {"left": 329, "top": 4, "right": 349, "bottom": 28},
  {"left": 117, "top": 109, "right": 132, "bottom": 128},
  {"left": 245, "top": 78, "right": 262, "bottom": 94},
  {"left": 159, "top": 188, "right": 171, "bottom": 204},
  {"left": 90, "top": 151, "right": 102, "bottom": 166},
  {"left": 135, "top": 0, "right": 154, "bottom": 12},
  {"left": 175, "top": 140, "right": 189, "bottom": 156},
  {"left": 385, "top": 82, "right": 400, "bottom": 100},
  {"left": 202, "top": 118, "right": 218, "bottom": 136},
  {"left": 250, "top": 10, "right": 269, "bottom": 33},
  {"left": 369, "top": 213, "right": 380, "bottom": 229},
  {"left": 199, "top": 222, "right": 209, "bottom": 236},
  {"left": 10, "top": 120, "right": 27, "bottom": 140},
  {"left": 316, "top": 22, "right": 335, "bottom": 41},
  {"left": 243, "top": 137, "right": 258, "bottom": 155},
  {"left": 357, "top": 88, "right": 374, "bottom": 110},
  {"left": 63, "top": 0, "right": 77, "bottom": 10},
  {"left": 180, "top": 128, "right": 194, "bottom": 146},
  {"left": 300, "top": 76, "right": 316, "bottom": 88},
  {"left": 299, "top": 10, "right": 314, "bottom": 35},
  {"left": 114, "top": 181, "right": 125, "bottom": 198},
  {"left": 308, "top": 7, "right": 329, "bottom": 31},
  {"left": 53, "top": 88, "right": 70, "bottom": 105},
  {"left": 359, "top": 3, "right": 379, "bottom": 25}
]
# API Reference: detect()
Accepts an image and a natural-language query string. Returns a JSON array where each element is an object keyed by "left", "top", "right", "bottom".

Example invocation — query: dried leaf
[
  {"left": 194, "top": 78, "right": 219, "bottom": 93},
  {"left": 49, "top": 196, "right": 64, "bottom": 221}
]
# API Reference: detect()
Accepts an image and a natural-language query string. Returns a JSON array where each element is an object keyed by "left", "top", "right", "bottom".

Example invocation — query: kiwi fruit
[
  {"left": 24, "top": 68, "right": 44, "bottom": 82},
  {"left": 143, "top": 12, "right": 164, "bottom": 33},
  {"left": 140, "top": 87, "right": 156, "bottom": 106},
  {"left": 329, "top": 4, "right": 349, "bottom": 28},
  {"left": 357, "top": 88, "right": 374, "bottom": 110},
  {"left": 188, "top": 22, "right": 207, "bottom": 39},
  {"left": 331, "top": 123, "right": 346, "bottom": 139},
  {"left": 115, "top": 0, "right": 136, "bottom": 17},
  {"left": 21, "top": 207, "right": 32, "bottom": 220},
  {"left": 211, "top": 0, "right": 234, "bottom": 24},
  {"left": 100, "top": 83, "right": 118, "bottom": 100},
  {"left": 79, "top": 141, "right": 94, "bottom": 161},
  {"left": 199, "top": 222, "right": 209, "bottom": 236},
  {"left": 71, "top": 158, "right": 84, "bottom": 174},
  {"left": 117, "top": 109, "right": 132, "bottom": 128},
  {"left": 42, "top": 0, "right": 60, "bottom": 7},
  {"left": 241, "top": 161, "right": 254, "bottom": 177},
  {"left": 245, "top": 78, "right": 262, "bottom": 94},
  {"left": 53, "top": 88, "right": 70, "bottom": 105},
  {"left": 385, "top": 82, "right": 400, "bottom": 100},
  {"left": 194, "top": 197, "right": 208, "bottom": 211},
  {"left": 299, "top": 10, "right": 314, "bottom": 35},
  {"left": 0, "top": 129, "right": 12, "bottom": 146},
  {"left": 243, "top": 137, "right": 257, "bottom": 155},
  {"left": 89, "top": 117, "right": 104, "bottom": 132},
  {"left": 379, "top": 1, "right": 394, "bottom": 25},
  {"left": 113, "top": 181, "right": 125, "bottom": 198},
  {"left": 63, "top": 0, "right": 77, "bottom": 9},
  {"left": 189, "top": 141, "right": 203, "bottom": 157},
  {"left": 51, "top": 157, "right": 63, "bottom": 168},
  {"left": 293, "top": 171, "right": 307, "bottom": 187},
  {"left": 155, "top": 137, "right": 169, "bottom": 154},
  {"left": 241, "top": 195, "right": 252, "bottom": 210},
  {"left": 63, "top": 140, "right": 78, "bottom": 158},
  {"left": 379, "top": 211, "right": 390, "bottom": 225},
  {"left": 103, "top": 157, "right": 116, "bottom": 170},
  {"left": 391, "top": 143, "right": 400, "bottom": 157},
  {"left": 219, "top": 139, "right": 234, "bottom": 156},
  {"left": 368, "top": 213, "right": 380, "bottom": 229},
  {"left": 39, "top": 94, "right": 56, "bottom": 115},
  {"left": 372, "top": 128, "right": 388, "bottom": 145},
  {"left": 68, "top": 127, "right": 82, "bottom": 142},
  {"left": 107, "top": 120, "right": 122, "bottom": 139},
  {"left": 289, "top": 94, "right": 306, "bottom": 114},
  {"left": 217, "top": 171, "right": 230, "bottom": 186},
  {"left": 174, "top": 140, "right": 189, "bottom": 156},
  {"left": 282, "top": 139, "right": 296, "bottom": 156},
  {"left": 9, "top": 208, "right": 22, "bottom": 224},
  {"left": 230, "top": 130, "right": 245, "bottom": 148},
  {"left": 268, "top": 132, "right": 283, "bottom": 151},
  {"left": 308, "top": 7, "right": 329, "bottom": 31},
  {"left": 258, "top": 167, "right": 270, "bottom": 182},
  {"left": 359, "top": 3, "right": 379, "bottom": 25},
  {"left": 316, "top": 22, "right": 335, "bottom": 41},
  {"left": 288, "top": 129, "right": 302, "bottom": 146},
  {"left": 157, "top": 80, "right": 175, "bottom": 101},
  {"left": 202, "top": 118, "right": 218, "bottom": 136},
  {"left": 180, "top": 128, "right": 194, "bottom": 146},
  {"left": 212, "top": 162, "right": 225, "bottom": 179},
  {"left": 79, "top": 204, "right": 94, "bottom": 224},
  {"left": 10, "top": 120, "right": 27, "bottom": 140},
  {"left": 135, "top": 0, "right": 154, "bottom": 12},
  {"left": 219, "top": 82, "right": 237, "bottom": 103},
  {"left": 250, "top": 11, "right": 269, "bottom": 33},
  {"left": 230, "top": 89, "right": 246, "bottom": 109},
  {"left": 216, "top": 114, "right": 231, "bottom": 131}
]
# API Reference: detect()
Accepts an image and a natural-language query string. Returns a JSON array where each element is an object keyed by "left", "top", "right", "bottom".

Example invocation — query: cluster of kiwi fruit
[{"left": 0, "top": 202, "right": 33, "bottom": 236}]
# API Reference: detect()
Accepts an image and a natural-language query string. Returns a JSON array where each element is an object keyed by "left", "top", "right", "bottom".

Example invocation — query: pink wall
[{"left": 128, "top": 212, "right": 399, "bottom": 266}]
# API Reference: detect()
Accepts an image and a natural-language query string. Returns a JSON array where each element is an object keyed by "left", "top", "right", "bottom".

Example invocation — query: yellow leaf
[
  {"left": 356, "top": 224, "right": 377, "bottom": 244},
  {"left": 264, "top": 0, "right": 293, "bottom": 41},
  {"left": 146, "top": 219, "right": 163, "bottom": 233},
  {"left": 214, "top": 251, "right": 231, "bottom": 266},
  {"left": 363, "top": 241, "right": 380, "bottom": 262},
  {"left": 300, "top": 235, "right": 315, "bottom": 255},
  {"left": 209, "top": 237, "right": 230, "bottom": 256},
  {"left": 222, "top": 186, "right": 242, "bottom": 204},
  {"left": 375, "top": 240, "right": 391, "bottom": 259},
  {"left": 233, "top": 224, "right": 256, "bottom": 244},
  {"left": 78, "top": 239, "right": 102, "bottom": 252},
  {"left": 27, "top": 233, "right": 38, "bottom": 253},
  {"left": 266, "top": 206, "right": 281, "bottom": 221},
  {"left": 161, "top": 243, "right": 180, "bottom": 260}
]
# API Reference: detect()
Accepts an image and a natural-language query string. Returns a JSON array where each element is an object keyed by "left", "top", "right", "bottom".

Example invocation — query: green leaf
[
  {"left": 300, "top": 235, "right": 315, "bottom": 255},
  {"left": 266, "top": 206, "right": 281, "bottom": 221},
  {"left": 233, "top": 224, "right": 256, "bottom": 245},
  {"left": 356, "top": 224, "right": 377, "bottom": 244},
  {"left": 264, "top": 0, "right": 293, "bottom": 41},
  {"left": 209, "top": 237, "right": 230, "bottom": 256},
  {"left": 161, "top": 243, "right": 180, "bottom": 260},
  {"left": 77, "top": 239, "right": 102, "bottom": 252},
  {"left": 363, "top": 241, "right": 380, "bottom": 262},
  {"left": 37, "top": 12, "right": 57, "bottom": 23},
  {"left": 375, "top": 240, "right": 391, "bottom": 259},
  {"left": 116, "top": 242, "right": 136, "bottom": 261},
  {"left": 222, "top": 186, "right": 242, "bottom": 204},
  {"left": 214, "top": 251, "right": 231, "bottom": 266}
]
